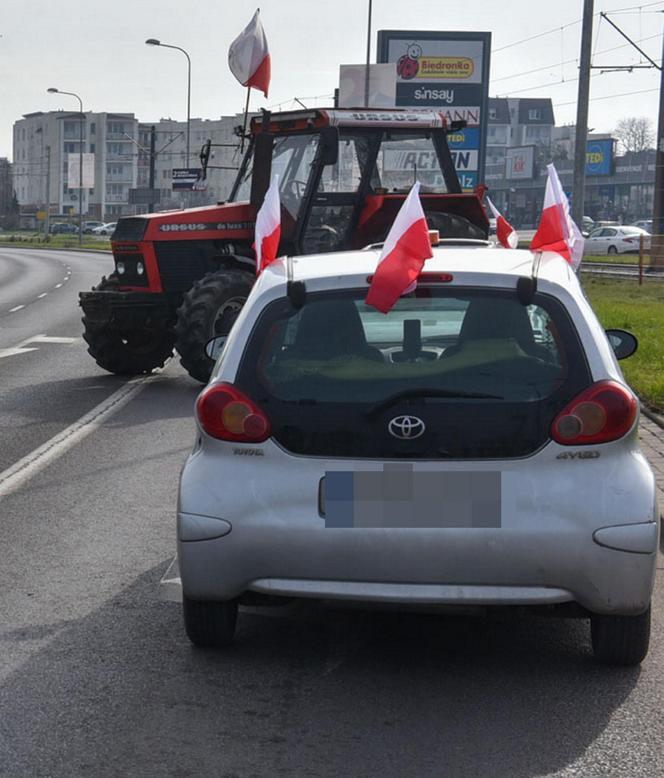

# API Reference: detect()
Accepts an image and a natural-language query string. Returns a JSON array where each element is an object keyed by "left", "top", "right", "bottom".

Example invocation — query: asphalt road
[{"left": 0, "top": 247, "right": 663, "bottom": 778}]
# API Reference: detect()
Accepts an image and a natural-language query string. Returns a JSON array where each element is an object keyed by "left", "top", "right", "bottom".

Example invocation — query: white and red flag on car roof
[
  {"left": 486, "top": 196, "right": 518, "bottom": 249},
  {"left": 365, "top": 182, "right": 433, "bottom": 314},
  {"left": 228, "top": 9, "right": 271, "bottom": 98},
  {"left": 530, "top": 163, "right": 584, "bottom": 269},
  {"left": 255, "top": 175, "right": 281, "bottom": 275}
]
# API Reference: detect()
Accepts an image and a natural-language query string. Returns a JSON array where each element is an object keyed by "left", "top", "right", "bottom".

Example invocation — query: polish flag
[
  {"left": 486, "top": 196, "right": 518, "bottom": 249},
  {"left": 366, "top": 182, "right": 433, "bottom": 313},
  {"left": 228, "top": 9, "right": 271, "bottom": 97},
  {"left": 530, "top": 163, "right": 584, "bottom": 269},
  {"left": 255, "top": 175, "right": 280, "bottom": 275}
]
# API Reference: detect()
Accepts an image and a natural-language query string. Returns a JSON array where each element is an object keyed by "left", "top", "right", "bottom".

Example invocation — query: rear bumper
[{"left": 177, "top": 513, "right": 659, "bottom": 615}]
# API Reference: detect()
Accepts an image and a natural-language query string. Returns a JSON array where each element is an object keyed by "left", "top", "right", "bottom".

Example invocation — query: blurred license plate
[{"left": 321, "top": 466, "right": 501, "bottom": 528}]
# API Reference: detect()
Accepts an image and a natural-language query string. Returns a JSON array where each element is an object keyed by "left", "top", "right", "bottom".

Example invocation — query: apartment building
[
  {"left": 12, "top": 111, "right": 139, "bottom": 222},
  {"left": 13, "top": 111, "right": 246, "bottom": 223}
]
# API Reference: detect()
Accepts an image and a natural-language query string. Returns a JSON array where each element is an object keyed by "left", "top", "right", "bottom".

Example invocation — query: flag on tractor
[
  {"left": 486, "top": 196, "right": 518, "bottom": 249},
  {"left": 365, "top": 182, "right": 433, "bottom": 313},
  {"left": 228, "top": 9, "right": 271, "bottom": 98},
  {"left": 255, "top": 175, "right": 281, "bottom": 275},
  {"left": 530, "top": 163, "right": 584, "bottom": 269}
]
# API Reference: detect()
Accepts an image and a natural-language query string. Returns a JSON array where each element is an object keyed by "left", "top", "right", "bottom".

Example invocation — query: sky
[{"left": 1, "top": 0, "right": 663, "bottom": 160}]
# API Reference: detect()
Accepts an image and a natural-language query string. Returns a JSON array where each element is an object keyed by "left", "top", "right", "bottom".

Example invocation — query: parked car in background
[
  {"left": 631, "top": 219, "right": 653, "bottom": 234},
  {"left": 82, "top": 220, "right": 104, "bottom": 234},
  {"left": 177, "top": 244, "right": 658, "bottom": 665},
  {"left": 92, "top": 222, "right": 117, "bottom": 236},
  {"left": 582, "top": 216, "right": 595, "bottom": 236},
  {"left": 584, "top": 226, "right": 649, "bottom": 255},
  {"left": 50, "top": 222, "right": 78, "bottom": 235}
]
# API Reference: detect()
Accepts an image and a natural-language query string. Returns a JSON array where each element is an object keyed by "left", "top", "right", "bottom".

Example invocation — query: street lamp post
[
  {"left": 48, "top": 87, "right": 84, "bottom": 245},
  {"left": 145, "top": 39, "right": 191, "bottom": 165}
]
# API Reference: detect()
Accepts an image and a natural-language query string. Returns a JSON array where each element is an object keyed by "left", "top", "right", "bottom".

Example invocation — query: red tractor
[{"left": 80, "top": 108, "right": 489, "bottom": 382}]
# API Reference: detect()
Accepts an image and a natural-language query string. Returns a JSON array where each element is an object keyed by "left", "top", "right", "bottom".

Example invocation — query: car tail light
[
  {"left": 623, "top": 237, "right": 638, "bottom": 244},
  {"left": 551, "top": 380, "right": 637, "bottom": 445},
  {"left": 196, "top": 382, "right": 270, "bottom": 442}
]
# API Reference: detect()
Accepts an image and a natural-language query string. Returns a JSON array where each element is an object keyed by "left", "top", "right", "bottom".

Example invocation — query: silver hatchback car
[{"left": 177, "top": 247, "right": 660, "bottom": 664}]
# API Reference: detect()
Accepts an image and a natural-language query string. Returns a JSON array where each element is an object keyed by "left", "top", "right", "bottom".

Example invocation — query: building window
[
  {"left": 489, "top": 108, "right": 497, "bottom": 120},
  {"left": 90, "top": 143, "right": 95, "bottom": 153},
  {"left": 90, "top": 122, "right": 96, "bottom": 134},
  {"left": 528, "top": 109, "right": 542, "bottom": 121}
]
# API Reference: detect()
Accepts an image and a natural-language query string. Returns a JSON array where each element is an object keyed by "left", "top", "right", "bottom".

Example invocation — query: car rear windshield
[{"left": 235, "top": 287, "right": 591, "bottom": 459}]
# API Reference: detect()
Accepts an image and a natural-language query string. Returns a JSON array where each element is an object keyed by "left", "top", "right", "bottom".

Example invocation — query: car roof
[{"left": 258, "top": 246, "right": 578, "bottom": 292}]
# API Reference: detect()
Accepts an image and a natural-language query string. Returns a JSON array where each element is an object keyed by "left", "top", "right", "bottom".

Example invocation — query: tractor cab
[
  {"left": 82, "top": 108, "right": 489, "bottom": 384},
  {"left": 224, "top": 108, "right": 488, "bottom": 254}
]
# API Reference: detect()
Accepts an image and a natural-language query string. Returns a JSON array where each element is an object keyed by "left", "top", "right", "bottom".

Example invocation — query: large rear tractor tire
[
  {"left": 82, "top": 274, "right": 175, "bottom": 375},
  {"left": 175, "top": 269, "right": 254, "bottom": 383}
]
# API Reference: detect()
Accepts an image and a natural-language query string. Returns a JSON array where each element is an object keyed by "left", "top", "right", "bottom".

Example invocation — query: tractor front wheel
[
  {"left": 82, "top": 318, "right": 175, "bottom": 375},
  {"left": 175, "top": 269, "right": 254, "bottom": 383}
]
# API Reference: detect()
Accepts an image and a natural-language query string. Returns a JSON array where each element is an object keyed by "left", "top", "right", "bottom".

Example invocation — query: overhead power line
[
  {"left": 493, "top": 1, "right": 664, "bottom": 54},
  {"left": 553, "top": 85, "right": 659, "bottom": 106}
]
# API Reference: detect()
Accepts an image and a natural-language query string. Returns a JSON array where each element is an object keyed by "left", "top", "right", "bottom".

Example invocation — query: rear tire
[
  {"left": 175, "top": 269, "right": 254, "bottom": 383},
  {"left": 590, "top": 606, "right": 651, "bottom": 666},
  {"left": 82, "top": 274, "right": 174, "bottom": 375},
  {"left": 182, "top": 595, "right": 238, "bottom": 647},
  {"left": 607, "top": 245, "right": 618, "bottom": 255}
]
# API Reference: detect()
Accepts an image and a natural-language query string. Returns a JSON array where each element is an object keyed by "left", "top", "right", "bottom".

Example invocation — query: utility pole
[
  {"left": 148, "top": 125, "right": 156, "bottom": 212},
  {"left": 652, "top": 32, "right": 664, "bottom": 268},
  {"left": 572, "top": 0, "right": 594, "bottom": 227},
  {"left": 44, "top": 146, "right": 51, "bottom": 237},
  {"left": 364, "top": 0, "right": 373, "bottom": 107}
]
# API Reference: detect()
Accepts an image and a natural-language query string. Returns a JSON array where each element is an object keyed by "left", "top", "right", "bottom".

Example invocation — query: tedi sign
[{"left": 378, "top": 29, "right": 491, "bottom": 190}]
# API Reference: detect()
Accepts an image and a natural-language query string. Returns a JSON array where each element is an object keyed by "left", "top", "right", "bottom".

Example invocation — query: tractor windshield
[
  {"left": 232, "top": 134, "right": 318, "bottom": 219},
  {"left": 373, "top": 132, "right": 450, "bottom": 194}
]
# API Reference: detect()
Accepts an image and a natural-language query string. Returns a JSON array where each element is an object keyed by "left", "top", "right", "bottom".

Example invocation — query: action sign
[
  {"left": 172, "top": 168, "right": 208, "bottom": 191},
  {"left": 378, "top": 30, "right": 491, "bottom": 190}
]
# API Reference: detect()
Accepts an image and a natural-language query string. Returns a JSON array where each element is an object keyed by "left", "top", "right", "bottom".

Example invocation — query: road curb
[
  {"left": 0, "top": 243, "right": 111, "bottom": 255},
  {"left": 642, "top": 403, "right": 664, "bottom": 431}
]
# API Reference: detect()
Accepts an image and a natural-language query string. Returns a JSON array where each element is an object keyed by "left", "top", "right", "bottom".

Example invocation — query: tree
[{"left": 613, "top": 117, "right": 654, "bottom": 154}]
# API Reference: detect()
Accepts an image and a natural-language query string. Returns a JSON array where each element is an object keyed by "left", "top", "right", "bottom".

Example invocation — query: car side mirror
[
  {"left": 319, "top": 127, "right": 339, "bottom": 166},
  {"left": 606, "top": 329, "right": 638, "bottom": 360},
  {"left": 205, "top": 335, "right": 227, "bottom": 361}
]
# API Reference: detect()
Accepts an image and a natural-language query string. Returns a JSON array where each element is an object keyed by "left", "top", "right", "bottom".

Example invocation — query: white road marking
[
  {"left": 9, "top": 305, "right": 24, "bottom": 313},
  {"left": 54, "top": 283, "right": 63, "bottom": 289},
  {"left": 0, "top": 372, "right": 160, "bottom": 498},
  {"left": 0, "top": 334, "right": 79, "bottom": 359},
  {"left": 37, "top": 293, "right": 47, "bottom": 299},
  {"left": 30, "top": 336, "right": 79, "bottom": 345}
]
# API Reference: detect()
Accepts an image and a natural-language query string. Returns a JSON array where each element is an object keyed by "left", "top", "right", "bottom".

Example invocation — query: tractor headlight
[
  {"left": 136, "top": 261, "right": 145, "bottom": 275},
  {"left": 116, "top": 261, "right": 126, "bottom": 274}
]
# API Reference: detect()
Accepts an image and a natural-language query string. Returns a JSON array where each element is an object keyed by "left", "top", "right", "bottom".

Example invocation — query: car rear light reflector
[
  {"left": 551, "top": 380, "right": 637, "bottom": 445},
  {"left": 365, "top": 273, "right": 453, "bottom": 284},
  {"left": 196, "top": 383, "right": 270, "bottom": 442}
]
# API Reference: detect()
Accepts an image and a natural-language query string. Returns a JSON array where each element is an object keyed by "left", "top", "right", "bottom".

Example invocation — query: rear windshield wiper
[{"left": 366, "top": 388, "right": 503, "bottom": 419}]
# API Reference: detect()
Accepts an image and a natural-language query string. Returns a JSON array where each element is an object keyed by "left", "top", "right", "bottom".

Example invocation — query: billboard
[
  {"left": 505, "top": 146, "right": 535, "bottom": 180},
  {"left": 172, "top": 168, "right": 207, "bottom": 191},
  {"left": 586, "top": 139, "right": 613, "bottom": 176},
  {"left": 67, "top": 153, "right": 94, "bottom": 189},
  {"left": 378, "top": 29, "right": 491, "bottom": 189},
  {"left": 338, "top": 64, "right": 396, "bottom": 108}
]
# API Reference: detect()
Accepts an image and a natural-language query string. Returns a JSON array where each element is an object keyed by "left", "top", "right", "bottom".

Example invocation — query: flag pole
[{"left": 241, "top": 87, "right": 251, "bottom": 153}]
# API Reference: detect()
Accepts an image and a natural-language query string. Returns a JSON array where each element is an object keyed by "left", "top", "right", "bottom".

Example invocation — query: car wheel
[
  {"left": 182, "top": 595, "right": 238, "bottom": 647},
  {"left": 590, "top": 606, "right": 651, "bottom": 666},
  {"left": 607, "top": 245, "right": 618, "bottom": 255}
]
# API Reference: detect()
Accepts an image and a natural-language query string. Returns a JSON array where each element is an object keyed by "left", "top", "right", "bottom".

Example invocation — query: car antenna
[
  {"left": 516, "top": 251, "right": 541, "bottom": 305},
  {"left": 286, "top": 255, "right": 306, "bottom": 309}
]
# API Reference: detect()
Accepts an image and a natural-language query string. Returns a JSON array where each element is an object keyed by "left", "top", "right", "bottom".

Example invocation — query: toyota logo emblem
[{"left": 388, "top": 415, "right": 426, "bottom": 440}]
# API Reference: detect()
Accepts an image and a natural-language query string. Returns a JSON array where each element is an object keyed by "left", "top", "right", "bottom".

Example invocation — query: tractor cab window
[
  {"left": 374, "top": 133, "right": 449, "bottom": 194},
  {"left": 233, "top": 134, "right": 318, "bottom": 220},
  {"left": 301, "top": 133, "right": 374, "bottom": 255}
]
